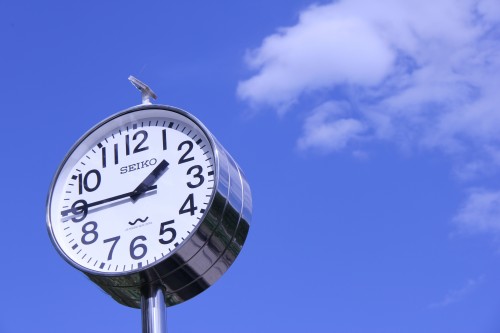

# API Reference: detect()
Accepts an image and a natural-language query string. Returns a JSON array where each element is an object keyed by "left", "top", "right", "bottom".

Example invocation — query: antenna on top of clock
[{"left": 128, "top": 75, "right": 158, "bottom": 105}]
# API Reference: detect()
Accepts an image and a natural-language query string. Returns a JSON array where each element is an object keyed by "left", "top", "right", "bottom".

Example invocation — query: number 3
[{"left": 186, "top": 165, "right": 204, "bottom": 188}]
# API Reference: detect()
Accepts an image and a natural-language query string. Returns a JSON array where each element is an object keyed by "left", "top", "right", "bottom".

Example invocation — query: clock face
[{"left": 47, "top": 108, "right": 216, "bottom": 274}]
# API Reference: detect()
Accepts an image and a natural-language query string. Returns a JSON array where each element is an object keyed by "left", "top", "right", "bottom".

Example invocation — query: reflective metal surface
[
  {"left": 47, "top": 104, "right": 252, "bottom": 308},
  {"left": 141, "top": 284, "right": 167, "bottom": 333},
  {"left": 129, "top": 76, "right": 157, "bottom": 105}
]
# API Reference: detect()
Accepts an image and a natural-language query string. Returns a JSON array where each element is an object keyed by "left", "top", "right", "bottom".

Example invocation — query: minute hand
[
  {"left": 61, "top": 185, "right": 157, "bottom": 217},
  {"left": 130, "top": 159, "right": 169, "bottom": 202}
]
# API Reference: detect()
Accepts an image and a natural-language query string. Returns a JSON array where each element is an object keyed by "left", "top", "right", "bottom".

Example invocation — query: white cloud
[
  {"left": 429, "top": 276, "right": 484, "bottom": 308},
  {"left": 237, "top": 6, "right": 394, "bottom": 113},
  {"left": 297, "top": 101, "right": 366, "bottom": 152},
  {"left": 238, "top": 0, "right": 500, "bottom": 234},
  {"left": 454, "top": 189, "right": 500, "bottom": 233},
  {"left": 477, "top": 0, "right": 500, "bottom": 22},
  {"left": 237, "top": 0, "right": 500, "bottom": 162}
]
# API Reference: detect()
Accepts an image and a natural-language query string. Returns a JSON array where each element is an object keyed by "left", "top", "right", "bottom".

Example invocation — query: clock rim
[{"left": 46, "top": 104, "right": 220, "bottom": 277}]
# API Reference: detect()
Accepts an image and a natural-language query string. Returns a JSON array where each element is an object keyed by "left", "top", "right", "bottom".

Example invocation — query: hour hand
[{"left": 130, "top": 159, "right": 169, "bottom": 202}]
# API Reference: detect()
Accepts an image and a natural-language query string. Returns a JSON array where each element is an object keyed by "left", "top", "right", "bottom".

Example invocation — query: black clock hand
[
  {"left": 130, "top": 159, "right": 169, "bottom": 202},
  {"left": 61, "top": 185, "right": 157, "bottom": 219},
  {"left": 61, "top": 159, "right": 168, "bottom": 219}
]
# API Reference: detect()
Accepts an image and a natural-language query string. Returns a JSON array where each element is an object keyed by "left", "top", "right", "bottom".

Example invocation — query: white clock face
[{"left": 48, "top": 109, "right": 216, "bottom": 274}]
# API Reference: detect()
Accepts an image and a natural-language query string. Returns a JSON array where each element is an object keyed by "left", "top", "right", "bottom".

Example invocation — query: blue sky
[{"left": 1, "top": 0, "right": 500, "bottom": 332}]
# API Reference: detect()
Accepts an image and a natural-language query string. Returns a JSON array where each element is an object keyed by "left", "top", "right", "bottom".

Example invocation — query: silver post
[
  {"left": 128, "top": 75, "right": 158, "bottom": 105},
  {"left": 130, "top": 75, "right": 166, "bottom": 333},
  {"left": 141, "top": 284, "right": 167, "bottom": 333}
]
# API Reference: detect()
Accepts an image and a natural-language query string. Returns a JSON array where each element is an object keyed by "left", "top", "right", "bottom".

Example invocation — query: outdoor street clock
[{"left": 46, "top": 77, "right": 251, "bottom": 327}]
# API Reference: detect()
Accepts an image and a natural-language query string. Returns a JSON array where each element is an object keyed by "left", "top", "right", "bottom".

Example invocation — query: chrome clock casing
[{"left": 46, "top": 104, "right": 252, "bottom": 308}]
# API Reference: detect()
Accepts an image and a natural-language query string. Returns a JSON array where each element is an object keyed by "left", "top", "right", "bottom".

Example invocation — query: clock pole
[
  {"left": 129, "top": 76, "right": 167, "bottom": 333},
  {"left": 141, "top": 284, "right": 167, "bottom": 333}
]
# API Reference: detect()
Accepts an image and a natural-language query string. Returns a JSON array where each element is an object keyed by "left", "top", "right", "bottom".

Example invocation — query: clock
[{"left": 46, "top": 104, "right": 251, "bottom": 308}]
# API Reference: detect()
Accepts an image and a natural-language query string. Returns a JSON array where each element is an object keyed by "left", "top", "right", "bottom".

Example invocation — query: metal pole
[
  {"left": 141, "top": 284, "right": 167, "bottom": 333},
  {"left": 130, "top": 75, "right": 166, "bottom": 333}
]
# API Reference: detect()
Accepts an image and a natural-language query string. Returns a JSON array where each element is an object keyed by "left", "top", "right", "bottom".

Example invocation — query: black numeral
[
  {"left": 126, "top": 130, "right": 149, "bottom": 156},
  {"left": 133, "top": 130, "right": 149, "bottom": 153},
  {"left": 103, "top": 236, "right": 120, "bottom": 260},
  {"left": 159, "top": 220, "right": 177, "bottom": 245},
  {"left": 126, "top": 134, "right": 130, "bottom": 155},
  {"left": 162, "top": 129, "right": 167, "bottom": 150},
  {"left": 130, "top": 236, "right": 147, "bottom": 260},
  {"left": 179, "top": 193, "right": 198, "bottom": 216},
  {"left": 187, "top": 165, "right": 204, "bottom": 188},
  {"left": 70, "top": 199, "right": 88, "bottom": 222},
  {"left": 101, "top": 147, "right": 107, "bottom": 168},
  {"left": 78, "top": 169, "right": 101, "bottom": 194},
  {"left": 114, "top": 143, "right": 119, "bottom": 165},
  {"left": 81, "top": 221, "right": 98, "bottom": 245},
  {"left": 178, "top": 140, "right": 194, "bottom": 164}
]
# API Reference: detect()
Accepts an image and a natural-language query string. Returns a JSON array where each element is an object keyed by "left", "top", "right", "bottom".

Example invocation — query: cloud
[
  {"left": 429, "top": 276, "right": 484, "bottom": 308},
  {"left": 238, "top": 0, "right": 500, "bottom": 236},
  {"left": 237, "top": 6, "right": 394, "bottom": 113},
  {"left": 297, "top": 101, "right": 366, "bottom": 152},
  {"left": 454, "top": 189, "right": 500, "bottom": 233},
  {"left": 237, "top": 0, "right": 500, "bottom": 162}
]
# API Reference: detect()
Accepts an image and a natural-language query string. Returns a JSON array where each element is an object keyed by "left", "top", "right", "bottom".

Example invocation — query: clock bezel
[{"left": 46, "top": 104, "right": 220, "bottom": 277}]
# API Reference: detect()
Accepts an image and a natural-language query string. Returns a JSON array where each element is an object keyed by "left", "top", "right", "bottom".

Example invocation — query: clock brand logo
[
  {"left": 120, "top": 158, "right": 158, "bottom": 174},
  {"left": 129, "top": 216, "right": 149, "bottom": 226},
  {"left": 125, "top": 216, "right": 153, "bottom": 232}
]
